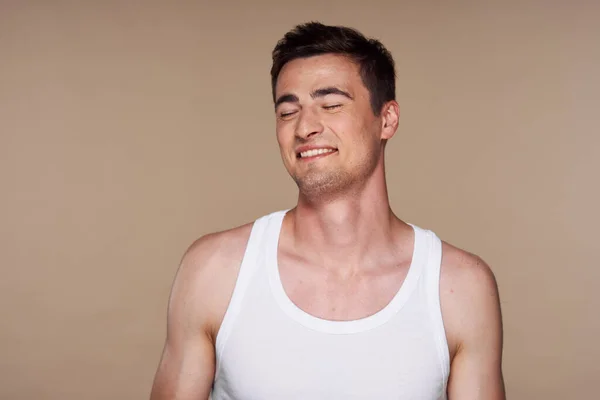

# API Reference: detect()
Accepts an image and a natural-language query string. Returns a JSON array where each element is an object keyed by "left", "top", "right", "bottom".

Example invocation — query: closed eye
[
  {"left": 323, "top": 104, "right": 342, "bottom": 110},
  {"left": 279, "top": 110, "right": 298, "bottom": 119}
]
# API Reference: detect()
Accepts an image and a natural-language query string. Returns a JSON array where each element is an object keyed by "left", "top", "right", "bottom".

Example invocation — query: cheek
[
  {"left": 275, "top": 126, "right": 296, "bottom": 161},
  {"left": 326, "top": 113, "right": 355, "bottom": 142},
  {"left": 331, "top": 114, "right": 376, "bottom": 148},
  {"left": 348, "top": 132, "right": 381, "bottom": 168},
  {"left": 275, "top": 125, "right": 290, "bottom": 148}
]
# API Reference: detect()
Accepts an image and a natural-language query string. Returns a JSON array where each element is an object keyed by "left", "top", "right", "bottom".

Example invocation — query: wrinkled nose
[{"left": 295, "top": 108, "right": 324, "bottom": 140}]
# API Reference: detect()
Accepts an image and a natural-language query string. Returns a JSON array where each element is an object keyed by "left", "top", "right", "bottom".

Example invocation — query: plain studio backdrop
[{"left": 1, "top": 1, "right": 598, "bottom": 399}]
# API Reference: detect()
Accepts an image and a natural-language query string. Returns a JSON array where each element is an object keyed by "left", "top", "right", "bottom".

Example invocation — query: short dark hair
[{"left": 270, "top": 22, "right": 396, "bottom": 116}]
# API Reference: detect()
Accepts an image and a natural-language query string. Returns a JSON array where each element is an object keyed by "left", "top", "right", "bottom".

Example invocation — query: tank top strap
[
  {"left": 421, "top": 228, "right": 451, "bottom": 386},
  {"left": 214, "top": 211, "right": 286, "bottom": 357}
]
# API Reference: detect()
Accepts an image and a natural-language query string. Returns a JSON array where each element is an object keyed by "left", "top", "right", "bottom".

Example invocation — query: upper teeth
[{"left": 300, "top": 148, "right": 335, "bottom": 158}]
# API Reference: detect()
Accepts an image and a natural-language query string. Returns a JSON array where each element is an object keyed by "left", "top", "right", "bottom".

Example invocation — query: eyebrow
[{"left": 274, "top": 86, "right": 354, "bottom": 109}]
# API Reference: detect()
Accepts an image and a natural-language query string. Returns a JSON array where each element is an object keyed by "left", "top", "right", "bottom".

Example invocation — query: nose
[{"left": 294, "top": 108, "right": 324, "bottom": 140}]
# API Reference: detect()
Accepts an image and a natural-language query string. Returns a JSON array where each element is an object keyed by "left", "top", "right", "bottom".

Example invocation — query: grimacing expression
[{"left": 274, "top": 54, "right": 391, "bottom": 198}]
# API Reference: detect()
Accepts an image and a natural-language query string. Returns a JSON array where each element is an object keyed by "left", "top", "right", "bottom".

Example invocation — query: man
[{"left": 150, "top": 22, "right": 505, "bottom": 399}]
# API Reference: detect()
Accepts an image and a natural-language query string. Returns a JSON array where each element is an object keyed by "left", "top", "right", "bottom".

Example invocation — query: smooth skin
[{"left": 150, "top": 54, "right": 505, "bottom": 400}]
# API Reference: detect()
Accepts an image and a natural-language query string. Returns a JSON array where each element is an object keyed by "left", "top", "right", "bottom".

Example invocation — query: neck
[{"left": 287, "top": 165, "right": 406, "bottom": 273}]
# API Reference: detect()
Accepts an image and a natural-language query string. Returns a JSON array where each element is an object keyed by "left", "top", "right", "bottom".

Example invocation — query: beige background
[{"left": 1, "top": 1, "right": 598, "bottom": 399}]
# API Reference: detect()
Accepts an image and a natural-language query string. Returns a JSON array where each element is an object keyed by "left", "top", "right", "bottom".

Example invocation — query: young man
[{"left": 150, "top": 22, "right": 505, "bottom": 400}]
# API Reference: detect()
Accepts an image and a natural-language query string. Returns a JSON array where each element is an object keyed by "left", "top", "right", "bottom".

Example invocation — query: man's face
[{"left": 274, "top": 54, "right": 387, "bottom": 198}]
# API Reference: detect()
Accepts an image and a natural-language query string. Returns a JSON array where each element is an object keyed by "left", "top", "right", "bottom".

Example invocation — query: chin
[{"left": 294, "top": 170, "right": 354, "bottom": 199}]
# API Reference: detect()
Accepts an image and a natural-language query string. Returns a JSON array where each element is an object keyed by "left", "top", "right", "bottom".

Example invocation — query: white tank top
[{"left": 210, "top": 210, "right": 450, "bottom": 400}]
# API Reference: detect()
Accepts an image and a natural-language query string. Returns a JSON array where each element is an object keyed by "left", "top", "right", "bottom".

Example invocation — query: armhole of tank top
[
  {"left": 214, "top": 215, "right": 268, "bottom": 362},
  {"left": 425, "top": 230, "right": 451, "bottom": 390}
]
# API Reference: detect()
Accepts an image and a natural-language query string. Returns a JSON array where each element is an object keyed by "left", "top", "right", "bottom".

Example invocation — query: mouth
[{"left": 296, "top": 148, "right": 338, "bottom": 160}]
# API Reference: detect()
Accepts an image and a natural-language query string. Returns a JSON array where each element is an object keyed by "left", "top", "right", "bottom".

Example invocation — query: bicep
[
  {"left": 150, "top": 229, "right": 249, "bottom": 399},
  {"left": 150, "top": 251, "right": 218, "bottom": 400},
  {"left": 443, "top": 252, "right": 505, "bottom": 399},
  {"left": 447, "top": 333, "right": 505, "bottom": 399},
  {"left": 150, "top": 331, "right": 215, "bottom": 400}
]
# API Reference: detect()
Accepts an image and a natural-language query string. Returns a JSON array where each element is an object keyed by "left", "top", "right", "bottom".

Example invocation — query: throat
[
  {"left": 288, "top": 205, "right": 400, "bottom": 268},
  {"left": 278, "top": 254, "right": 411, "bottom": 322}
]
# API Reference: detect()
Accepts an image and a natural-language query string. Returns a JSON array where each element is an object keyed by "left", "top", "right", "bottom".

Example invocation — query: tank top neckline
[{"left": 266, "top": 209, "right": 426, "bottom": 335}]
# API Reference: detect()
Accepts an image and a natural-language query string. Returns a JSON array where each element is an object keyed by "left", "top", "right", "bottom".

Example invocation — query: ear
[{"left": 380, "top": 101, "right": 400, "bottom": 140}]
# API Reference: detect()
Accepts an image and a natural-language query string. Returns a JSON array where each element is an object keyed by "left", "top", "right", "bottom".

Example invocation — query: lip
[{"left": 295, "top": 145, "right": 338, "bottom": 160}]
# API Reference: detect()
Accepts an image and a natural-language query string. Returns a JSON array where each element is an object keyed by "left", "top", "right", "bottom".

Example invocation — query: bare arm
[
  {"left": 442, "top": 247, "right": 506, "bottom": 400},
  {"left": 150, "top": 227, "right": 250, "bottom": 400},
  {"left": 150, "top": 237, "right": 217, "bottom": 400}
]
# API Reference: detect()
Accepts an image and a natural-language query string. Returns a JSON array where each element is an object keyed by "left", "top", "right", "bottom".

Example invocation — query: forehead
[{"left": 275, "top": 54, "right": 365, "bottom": 97}]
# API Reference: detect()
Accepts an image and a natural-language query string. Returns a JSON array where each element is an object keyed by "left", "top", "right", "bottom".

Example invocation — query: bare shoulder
[
  {"left": 180, "top": 222, "right": 254, "bottom": 278},
  {"left": 169, "top": 222, "right": 254, "bottom": 340},
  {"left": 439, "top": 242, "right": 499, "bottom": 298},
  {"left": 439, "top": 241, "right": 502, "bottom": 358}
]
